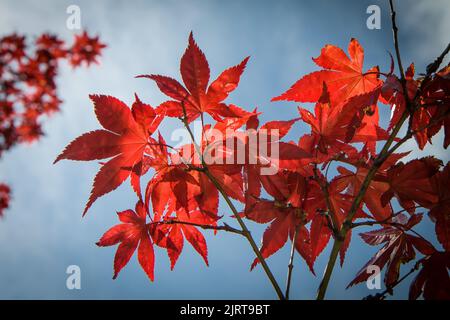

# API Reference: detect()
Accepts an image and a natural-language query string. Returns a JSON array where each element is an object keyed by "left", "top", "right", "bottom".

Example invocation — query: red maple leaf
[
  {"left": 380, "top": 157, "right": 441, "bottom": 213},
  {"left": 348, "top": 214, "right": 435, "bottom": 288},
  {"left": 272, "top": 38, "right": 381, "bottom": 105},
  {"left": 308, "top": 174, "right": 366, "bottom": 265},
  {"left": 298, "top": 84, "right": 389, "bottom": 155},
  {"left": 69, "top": 31, "right": 106, "bottom": 67},
  {"left": 96, "top": 201, "right": 155, "bottom": 281},
  {"left": 338, "top": 165, "right": 392, "bottom": 221},
  {"left": 382, "top": 64, "right": 450, "bottom": 149},
  {"left": 429, "top": 163, "right": 450, "bottom": 251},
  {"left": 139, "top": 32, "right": 249, "bottom": 123},
  {"left": 246, "top": 171, "right": 315, "bottom": 273},
  {"left": 409, "top": 251, "right": 450, "bottom": 300},
  {"left": 54, "top": 94, "right": 162, "bottom": 215},
  {"left": 156, "top": 206, "right": 211, "bottom": 270},
  {"left": 144, "top": 137, "right": 202, "bottom": 219}
]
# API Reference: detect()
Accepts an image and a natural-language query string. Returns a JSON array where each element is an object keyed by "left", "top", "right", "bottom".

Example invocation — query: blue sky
[{"left": 0, "top": 0, "right": 449, "bottom": 299}]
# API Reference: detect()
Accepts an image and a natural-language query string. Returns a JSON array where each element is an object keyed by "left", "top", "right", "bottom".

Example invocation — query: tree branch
[
  {"left": 389, "top": 0, "right": 406, "bottom": 81},
  {"left": 313, "top": 156, "right": 339, "bottom": 236},
  {"left": 202, "top": 168, "right": 285, "bottom": 300},
  {"left": 159, "top": 219, "right": 245, "bottom": 236},
  {"left": 285, "top": 223, "right": 300, "bottom": 300},
  {"left": 350, "top": 205, "right": 420, "bottom": 228},
  {"left": 285, "top": 185, "right": 311, "bottom": 299},
  {"left": 178, "top": 100, "right": 285, "bottom": 300},
  {"left": 425, "top": 43, "right": 450, "bottom": 75}
]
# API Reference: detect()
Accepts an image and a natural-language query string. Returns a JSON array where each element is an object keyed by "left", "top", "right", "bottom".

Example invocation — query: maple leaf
[
  {"left": 348, "top": 214, "right": 436, "bottom": 288},
  {"left": 54, "top": 94, "right": 162, "bottom": 215},
  {"left": 380, "top": 157, "right": 442, "bottom": 213},
  {"left": 335, "top": 151, "right": 409, "bottom": 223},
  {"left": 418, "top": 64, "right": 450, "bottom": 149},
  {"left": 381, "top": 64, "right": 417, "bottom": 131},
  {"left": 156, "top": 207, "right": 211, "bottom": 269},
  {"left": 429, "top": 163, "right": 450, "bottom": 251},
  {"left": 308, "top": 174, "right": 366, "bottom": 265},
  {"left": 139, "top": 32, "right": 249, "bottom": 123},
  {"left": 145, "top": 128, "right": 248, "bottom": 222},
  {"left": 246, "top": 171, "right": 315, "bottom": 273},
  {"left": 382, "top": 63, "right": 450, "bottom": 150},
  {"left": 298, "top": 84, "right": 389, "bottom": 155},
  {"left": 310, "top": 214, "right": 332, "bottom": 266},
  {"left": 96, "top": 201, "right": 155, "bottom": 281},
  {"left": 338, "top": 166, "right": 392, "bottom": 221},
  {"left": 69, "top": 31, "right": 106, "bottom": 67},
  {"left": 225, "top": 115, "right": 310, "bottom": 206},
  {"left": 144, "top": 141, "right": 202, "bottom": 219},
  {"left": 202, "top": 117, "right": 306, "bottom": 208},
  {"left": 272, "top": 38, "right": 381, "bottom": 105},
  {"left": 409, "top": 251, "right": 450, "bottom": 300}
]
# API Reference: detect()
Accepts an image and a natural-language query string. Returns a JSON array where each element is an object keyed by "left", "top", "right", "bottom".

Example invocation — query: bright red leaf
[{"left": 97, "top": 201, "right": 155, "bottom": 281}]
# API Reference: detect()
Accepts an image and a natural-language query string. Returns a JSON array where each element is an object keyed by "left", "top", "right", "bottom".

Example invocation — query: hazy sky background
[{"left": 0, "top": 0, "right": 449, "bottom": 299}]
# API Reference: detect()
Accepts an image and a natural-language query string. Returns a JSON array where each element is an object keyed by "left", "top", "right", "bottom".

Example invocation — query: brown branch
[
  {"left": 350, "top": 205, "right": 421, "bottom": 228},
  {"left": 313, "top": 155, "right": 339, "bottom": 236},
  {"left": 159, "top": 219, "right": 245, "bottom": 236},
  {"left": 389, "top": 0, "right": 406, "bottom": 81},
  {"left": 285, "top": 184, "right": 310, "bottom": 299},
  {"left": 178, "top": 100, "right": 286, "bottom": 300},
  {"left": 285, "top": 223, "right": 300, "bottom": 300},
  {"left": 202, "top": 168, "right": 286, "bottom": 300},
  {"left": 425, "top": 43, "right": 450, "bottom": 75}
]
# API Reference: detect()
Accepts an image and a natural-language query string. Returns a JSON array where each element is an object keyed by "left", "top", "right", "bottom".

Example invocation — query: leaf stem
[
  {"left": 158, "top": 219, "right": 245, "bottom": 235},
  {"left": 285, "top": 223, "right": 300, "bottom": 299}
]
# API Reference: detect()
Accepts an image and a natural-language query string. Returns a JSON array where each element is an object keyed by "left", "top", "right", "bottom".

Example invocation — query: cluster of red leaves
[
  {"left": 0, "top": 31, "right": 105, "bottom": 217},
  {"left": 56, "top": 33, "right": 449, "bottom": 299},
  {"left": 0, "top": 183, "right": 10, "bottom": 217},
  {"left": 0, "top": 31, "right": 105, "bottom": 152}
]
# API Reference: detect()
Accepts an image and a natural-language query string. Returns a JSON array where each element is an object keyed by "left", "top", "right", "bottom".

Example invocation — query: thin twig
[
  {"left": 425, "top": 43, "right": 450, "bottom": 75},
  {"left": 313, "top": 152, "right": 339, "bottom": 236},
  {"left": 285, "top": 185, "right": 310, "bottom": 299},
  {"left": 351, "top": 205, "right": 420, "bottom": 228},
  {"left": 285, "top": 223, "right": 300, "bottom": 300},
  {"left": 158, "top": 219, "right": 245, "bottom": 235},
  {"left": 389, "top": 0, "right": 406, "bottom": 81}
]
